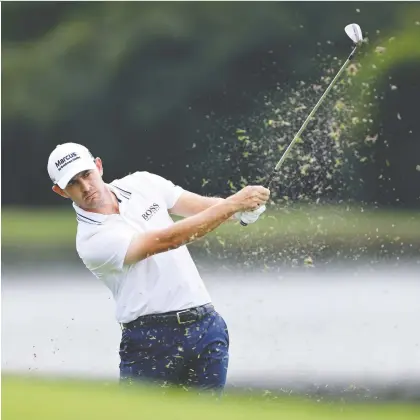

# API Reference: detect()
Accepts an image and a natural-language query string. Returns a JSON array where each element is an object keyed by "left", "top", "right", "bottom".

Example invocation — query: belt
[{"left": 122, "top": 303, "right": 215, "bottom": 329}]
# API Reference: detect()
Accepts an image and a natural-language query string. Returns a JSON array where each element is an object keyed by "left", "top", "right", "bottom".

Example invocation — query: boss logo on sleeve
[{"left": 142, "top": 203, "right": 160, "bottom": 221}]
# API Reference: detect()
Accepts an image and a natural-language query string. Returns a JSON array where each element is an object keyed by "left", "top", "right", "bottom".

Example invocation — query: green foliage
[
  {"left": 2, "top": 2, "right": 420, "bottom": 207},
  {"left": 351, "top": 20, "right": 420, "bottom": 115},
  {"left": 2, "top": 3, "right": 293, "bottom": 124},
  {"left": 3, "top": 376, "right": 420, "bottom": 420}
]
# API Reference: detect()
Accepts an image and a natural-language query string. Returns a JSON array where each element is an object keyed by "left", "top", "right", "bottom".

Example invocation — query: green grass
[
  {"left": 2, "top": 376, "right": 420, "bottom": 420},
  {"left": 2, "top": 205, "right": 419, "bottom": 248},
  {"left": 2, "top": 207, "right": 77, "bottom": 246}
]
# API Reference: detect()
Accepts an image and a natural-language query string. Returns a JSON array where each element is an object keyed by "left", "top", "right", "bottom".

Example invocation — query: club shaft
[
  {"left": 242, "top": 45, "right": 360, "bottom": 224},
  {"left": 264, "top": 45, "right": 359, "bottom": 188}
]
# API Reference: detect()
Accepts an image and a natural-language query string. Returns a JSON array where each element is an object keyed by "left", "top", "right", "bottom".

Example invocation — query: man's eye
[{"left": 83, "top": 171, "right": 91, "bottom": 178}]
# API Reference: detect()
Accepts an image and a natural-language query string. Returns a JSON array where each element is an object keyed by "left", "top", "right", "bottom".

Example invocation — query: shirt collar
[{"left": 73, "top": 183, "right": 128, "bottom": 225}]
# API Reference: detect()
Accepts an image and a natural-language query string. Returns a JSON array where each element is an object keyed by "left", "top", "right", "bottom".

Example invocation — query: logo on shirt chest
[{"left": 142, "top": 203, "right": 160, "bottom": 221}]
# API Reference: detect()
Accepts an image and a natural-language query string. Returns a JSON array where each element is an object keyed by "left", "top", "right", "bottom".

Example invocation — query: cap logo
[{"left": 55, "top": 152, "right": 80, "bottom": 171}]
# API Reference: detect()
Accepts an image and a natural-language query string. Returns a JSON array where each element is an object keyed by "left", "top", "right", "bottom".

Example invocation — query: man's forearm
[
  {"left": 190, "top": 196, "right": 237, "bottom": 221},
  {"left": 170, "top": 192, "right": 238, "bottom": 220},
  {"left": 160, "top": 201, "right": 239, "bottom": 250},
  {"left": 186, "top": 196, "right": 225, "bottom": 212},
  {"left": 202, "top": 197, "right": 225, "bottom": 206}
]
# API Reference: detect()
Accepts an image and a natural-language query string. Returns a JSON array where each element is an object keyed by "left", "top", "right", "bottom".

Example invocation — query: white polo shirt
[{"left": 74, "top": 171, "right": 212, "bottom": 323}]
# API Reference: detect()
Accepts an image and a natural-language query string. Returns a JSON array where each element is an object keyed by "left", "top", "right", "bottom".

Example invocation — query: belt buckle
[{"left": 176, "top": 309, "right": 193, "bottom": 325}]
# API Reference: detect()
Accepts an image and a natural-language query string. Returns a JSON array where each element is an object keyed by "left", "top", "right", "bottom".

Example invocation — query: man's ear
[
  {"left": 52, "top": 185, "right": 69, "bottom": 199},
  {"left": 95, "top": 157, "right": 104, "bottom": 177}
]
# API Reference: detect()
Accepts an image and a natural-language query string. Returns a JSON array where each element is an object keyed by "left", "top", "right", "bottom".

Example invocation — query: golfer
[{"left": 47, "top": 142, "right": 269, "bottom": 391}]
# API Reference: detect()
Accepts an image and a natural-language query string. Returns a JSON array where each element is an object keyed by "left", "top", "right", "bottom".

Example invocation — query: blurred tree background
[{"left": 2, "top": 1, "right": 420, "bottom": 208}]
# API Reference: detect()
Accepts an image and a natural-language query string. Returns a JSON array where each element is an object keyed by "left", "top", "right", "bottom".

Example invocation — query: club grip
[
  {"left": 263, "top": 175, "right": 275, "bottom": 189},
  {"left": 240, "top": 174, "right": 276, "bottom": 227}
]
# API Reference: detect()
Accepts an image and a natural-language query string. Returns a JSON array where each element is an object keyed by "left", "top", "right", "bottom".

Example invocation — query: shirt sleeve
[
  {"left": 78, "top": 226, "right": 136, "bottom": 276},
  {"left": 137, "top": 172, "right": 184, "bottom": 209}
]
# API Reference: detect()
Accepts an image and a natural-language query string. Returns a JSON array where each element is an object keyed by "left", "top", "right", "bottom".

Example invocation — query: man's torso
[{"left": 75, "top": 171, "right": 211, "bottom": 323}]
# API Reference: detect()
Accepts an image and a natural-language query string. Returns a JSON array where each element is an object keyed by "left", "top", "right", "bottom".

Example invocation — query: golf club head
[{"left": 345, "top": 23, "right": 363, "bottom": 44}]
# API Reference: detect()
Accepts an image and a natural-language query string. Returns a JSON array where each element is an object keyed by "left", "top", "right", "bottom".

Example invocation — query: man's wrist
[{"left": 210, "top": 197, "right": 242, "bottom": 221}]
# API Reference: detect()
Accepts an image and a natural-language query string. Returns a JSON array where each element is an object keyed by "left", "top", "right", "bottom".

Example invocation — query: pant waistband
[{"left": 122, "top": 303, "right": 215, "bottom": 329}]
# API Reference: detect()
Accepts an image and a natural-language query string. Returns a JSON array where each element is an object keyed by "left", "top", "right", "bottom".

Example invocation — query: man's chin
[{"left": 82, "top": 197, "right": 103, "bottom": 210}]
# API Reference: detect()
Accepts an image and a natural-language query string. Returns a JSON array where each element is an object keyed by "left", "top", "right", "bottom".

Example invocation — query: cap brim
[{"left": 56, "top": 160, "right": 97, "bottom": 189}]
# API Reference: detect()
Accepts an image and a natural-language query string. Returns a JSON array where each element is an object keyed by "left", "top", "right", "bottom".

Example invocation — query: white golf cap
[{"left": 47, "top": 143, "right": 97, "bottom": 189}]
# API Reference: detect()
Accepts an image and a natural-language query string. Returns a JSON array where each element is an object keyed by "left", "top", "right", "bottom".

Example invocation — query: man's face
[{"left": 53, "top": 158, "right": 109, "bottom": 210}]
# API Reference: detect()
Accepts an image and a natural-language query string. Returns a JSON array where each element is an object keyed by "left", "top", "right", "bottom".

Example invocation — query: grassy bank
[
  {"left": 2, "top": 205, "right": 419, "bottom": 248},
  {"left": 3, "top": 375, "right": 420, "bottom": 420}
]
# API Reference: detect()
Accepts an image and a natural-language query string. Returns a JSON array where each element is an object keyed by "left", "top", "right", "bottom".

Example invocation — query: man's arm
[
  {"left": 169, "top": 190, "right": 232, "bottom": 218},
  {"left": 124, "top": 185, "right": 270, "bottom": 265},
  {"left": 124, "top": 200, "right": 240, "bottom": 265}
]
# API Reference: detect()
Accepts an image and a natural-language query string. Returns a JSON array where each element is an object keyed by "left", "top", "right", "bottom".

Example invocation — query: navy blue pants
[{"left": 119, "top": 310, "right": 229, "bottom": 391}]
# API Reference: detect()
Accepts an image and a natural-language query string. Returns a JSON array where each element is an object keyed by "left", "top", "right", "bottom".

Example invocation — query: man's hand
[
  {"left": 235, "top": 205, "right": 266, "bottom": 225},
  {"left": 226, "top": 185, "right": 269, "bottom": 226},
  {"left": 226, "top": 185, "right": 270, "bottom": 212}
]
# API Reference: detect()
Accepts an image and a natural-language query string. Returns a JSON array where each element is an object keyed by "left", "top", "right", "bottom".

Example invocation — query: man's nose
[{"left": 79, "top": 178, "right": 90, "bottom": 191}]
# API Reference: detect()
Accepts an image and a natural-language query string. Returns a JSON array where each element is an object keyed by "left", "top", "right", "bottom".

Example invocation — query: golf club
[{"left": 241, "top": 23, "right": 364, "bottom": 226}]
